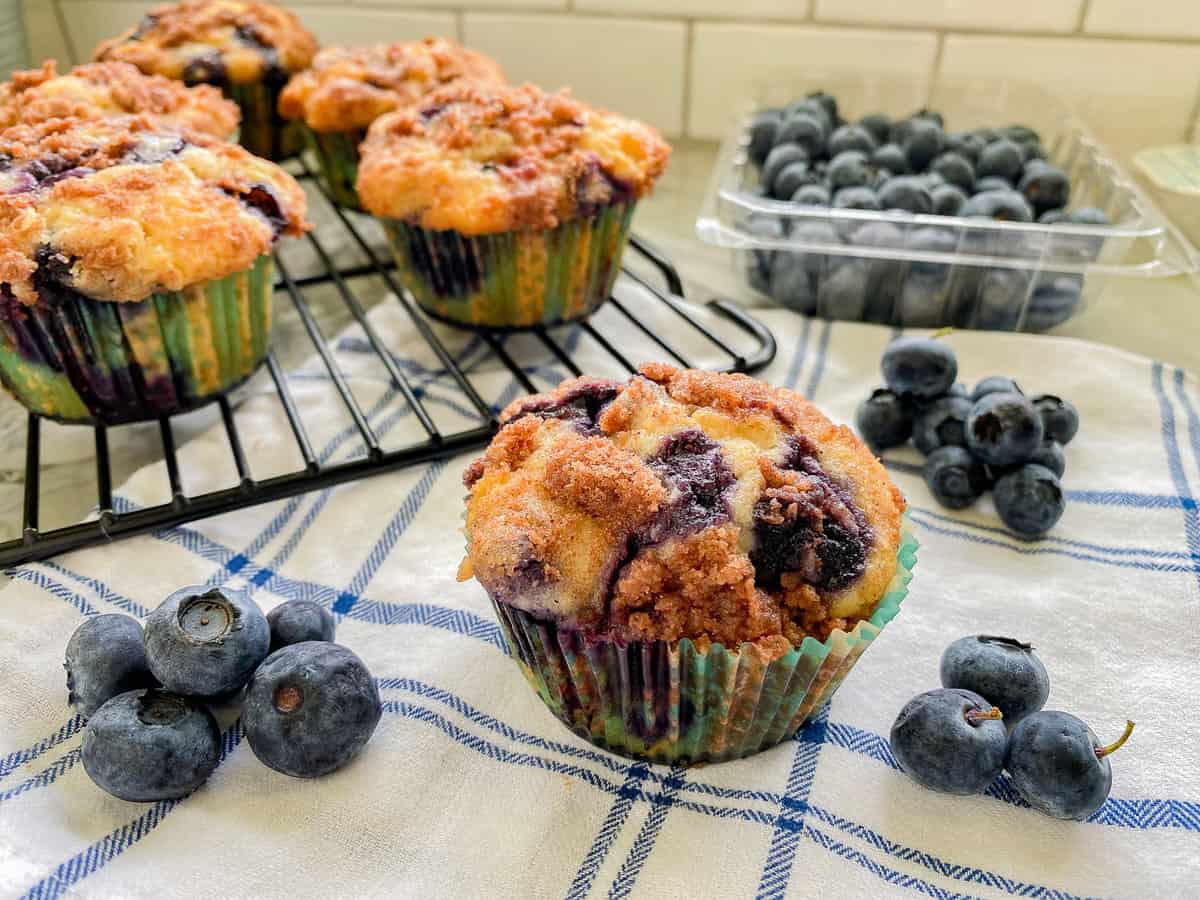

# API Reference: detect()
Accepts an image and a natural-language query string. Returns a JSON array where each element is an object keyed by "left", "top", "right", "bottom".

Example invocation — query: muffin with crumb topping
[
  {"left": 94, "top": 0, "right": 317, "bottom": 159},
  {"left": 357, "top": 82, "right": 670, "bottom": 330},
  {"left": 0, "top": 114, "right": 308, "bottom": 424},
  {"left": 0, "top": 61, "right": 240, "bottom": 138},
  {"left": 278, "top": 38, "right": 504, "bottom": 209},
  {"left": 460, "top": 364, "right": 915, "bottom": 762}
]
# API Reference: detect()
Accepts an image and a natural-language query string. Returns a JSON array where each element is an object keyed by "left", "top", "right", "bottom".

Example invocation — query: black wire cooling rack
[{"left": 0, "top": 161, "right": 777, "bottom": 566}]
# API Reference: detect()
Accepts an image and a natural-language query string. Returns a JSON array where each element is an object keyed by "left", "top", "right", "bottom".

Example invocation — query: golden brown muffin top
[
  {"left": 356, "top": 81, "right": 670, "bottom": 233},
  {"left": 0, "top": 61, "right": 239, "bottom": 137},
  {"left": 0, "top": 115, "right": 308, "bottom": 305},
  {"left": 95, "top": 0, "right": 318, "bottom": 85},
  {"left": 460, "top": 364, "right": 906, "bottom": 655},
  {"left": 278, "top": 38, "right": 505, "bottom": 133}
]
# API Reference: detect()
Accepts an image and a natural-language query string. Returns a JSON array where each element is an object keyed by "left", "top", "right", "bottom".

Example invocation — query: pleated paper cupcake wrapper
[
  {"left": 383, "top": 202, "right": 636, "bottom": 330},
  {"left": 229, "top": 81, "right": 302, "bottom": 161},
  {"left": 492, "top": 525, "right": 917, "bottom": 764},
  {"left": 0, "top": 255, "right": 274, "bottom": 425},
  {"left": 303, "top": 127, "right": 366, "bottom": 211}
]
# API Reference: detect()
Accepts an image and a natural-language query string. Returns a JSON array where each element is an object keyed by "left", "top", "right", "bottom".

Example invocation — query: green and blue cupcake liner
[
  {"left": 492, "top": 523, "right": 917, "bottom": 764},
  {"left": 302, "top": 126, "right": 367, "bottom": 210},
  {"left": 382, "top": 201, "right": 636, "bottom": 330},
  {"left": 228, "top": 81, "right": 302, "bottom": 161},
  {"left": 0, "top": 255, "right": 274, "bottom": 425}
]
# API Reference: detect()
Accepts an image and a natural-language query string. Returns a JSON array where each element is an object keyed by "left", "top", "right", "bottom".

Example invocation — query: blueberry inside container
[{"left": 697, "top": 73, "right": 1198, "bottom": 332}]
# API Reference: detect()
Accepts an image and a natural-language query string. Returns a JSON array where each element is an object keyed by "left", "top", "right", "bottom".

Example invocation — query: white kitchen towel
[{"left": 1, "top": 282, "right": 1198, "bottom": 900}]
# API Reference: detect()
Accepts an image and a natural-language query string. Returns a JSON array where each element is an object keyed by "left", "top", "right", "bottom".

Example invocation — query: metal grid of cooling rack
[{"left": 0, "top": 161, "right": 777, "bottom": 566}]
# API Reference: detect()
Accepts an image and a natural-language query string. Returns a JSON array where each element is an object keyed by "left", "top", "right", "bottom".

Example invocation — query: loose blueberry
[
  {"left": 976, "top": 139, "right": 1024, "bottom": 181},
  {"left": 965, "top": 392, "right": 1044, "bottom": 466},
  {"left": 80, "top": 689, "right": 220, "bottom": 802},
  {"left": 881, "top": 336, "right": 958, "bottom": 400},
  {"left": 924, "top": 445, "right": 989, "bottom": 509},
  {"left": 903, "top": 118, "right": 945, "bottom": 171},
  {"left": 267, "top": 600, "right": 336, "bottom": 653},
  {"left": 1032, "top": 394, "right": 1079, "bottom": 444},
  {"left": 855, "top": 389, "right": 913, "bottom": 451},
  {"left": 64, "top": 614, "right": 156, "bottom": 719},
  {"left": 1018, "top": 164, "right": 1070, "bottom": 216},
  {"left": 971, "top": 376, "right": 1023, "bottom": 400},
  {"left": 890, "top": 688, "right": 1007, "bottom": 795},
  {"left": 931, "top": 184, "right": 968, "bottom": 216},
  {"left": 858, "top": 113, "right": 892, "bottom": 145},
  {"left": 761, "top": 144, "right": 810, "bottom": 194},
  {"left": 877, "top": 176, "right": 933, "bottom": 214},
  {"left": 940, "top": 635, "right": 1050, "bottom": 727},
  {"left": 791, "top": 183, "right": 831, "bottom": 207},
  {"left": 913, "top": 394, "right": 972, "bottom": 454},
  {"left": 828, "top": 123, "right": 877, "bottom": 157},
  {"left": 930, "top": 152, "right": 975, "bottom": 192},
  {"left": 777, "top": 113, "right": 828, "bottom": 158},
  {"left": 1006, "top": 712, "right": 1134, "bottom": 820},
  {"left": 1028, "top": 439, "right": 1067, "bottom": 478},
  {"left": 828, "top": 150, "right": 871, "bottom": 190},
  {"left": 871, "top": 143, "right": 909, "bottom": 176},
  {"left": 144, "top": 585, "right": 271, "bottom": 698},
  {"left": 243, "top": 642, "right": 382, "bottom": 778},
  {"left": 993, "top": 464, "right": 1065, "bottom": 535},
  {"left": 748, "top": 111, "right": 783, "bottom": 166}
]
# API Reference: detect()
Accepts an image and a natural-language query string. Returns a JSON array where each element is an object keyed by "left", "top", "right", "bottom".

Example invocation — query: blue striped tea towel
[{"left": 1, "top": 281, "right": 1198, "bottom": 899}]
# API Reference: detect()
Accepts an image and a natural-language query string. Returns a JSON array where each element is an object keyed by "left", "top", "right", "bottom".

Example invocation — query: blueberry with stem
[
  {"left": 1006, "top": 713, "right": 1134, "bottom": 820},
  {"left": 940, "top": 635, "right": 1049, "bottom": 727}
]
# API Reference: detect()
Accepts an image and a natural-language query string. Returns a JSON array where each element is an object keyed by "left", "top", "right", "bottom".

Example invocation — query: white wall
[{"left": 25, "top": 0, "right": 1200, "bottom": 157}]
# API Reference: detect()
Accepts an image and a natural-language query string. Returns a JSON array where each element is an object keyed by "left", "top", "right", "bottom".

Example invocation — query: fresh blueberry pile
[
  {"left": 744, "top": 92, "right": 1106, "bottom": 329},
  {"left": 66, "top": 588, "right": 380, "bottom": 802},
  {"left": 855, "top": 335, "right": 1078, "bottom": 535},
  {"left": 891, "top": 634, "right": 1134, "bottom": 820}
]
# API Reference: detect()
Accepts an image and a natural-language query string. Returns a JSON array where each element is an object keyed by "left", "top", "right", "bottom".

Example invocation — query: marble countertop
[{"left": 0, "top": 140, "right": 1195, "bottom": 556}]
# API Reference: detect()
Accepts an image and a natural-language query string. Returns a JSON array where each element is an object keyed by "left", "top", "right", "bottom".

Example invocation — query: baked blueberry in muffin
[
  {"left": 0, "top": 114, "right": 308, "bottom": 423},
  {"left": 277, "top": 38, "right": 505, "bottom": 208},
  {"left": 0, "top": 61, "right": 239, "bottom": 137},
  {"left": 357, "top": 81, "right": 670, "bottom": 329},
  {"left": 94, "top": 0, "right": 318, "bottom": 159},
  {"left": 461, "top": 365, "right": 913, "bottom": 761}
]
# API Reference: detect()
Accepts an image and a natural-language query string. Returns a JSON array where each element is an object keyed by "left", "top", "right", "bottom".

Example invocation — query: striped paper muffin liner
[
  {"left": 382, "top": 201, "right": 636, "bottom": 330},
  {"left": 491, "top": 523, "right": 917, "bottom": 764},
  {"left": 229, "top": 81, "right": 302, "bottom": 161},
  {"left": 0, "top": 255, "right": 274, "bottom": 425},
  {"left": 303, "top": 127, "right": 366, "bottom": 210}
]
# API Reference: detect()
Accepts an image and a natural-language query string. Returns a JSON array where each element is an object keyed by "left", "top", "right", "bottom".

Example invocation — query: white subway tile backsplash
[
  {"left": 57, "top": 1, "right": 157, "bottom": 61},
  {"left": 574, "top": 0, "right": 810, "bottom": 19},
  {"left": 688, "top": 24, "right": 939, "bottom": 139},
  {"left": 1084, "top": 0, "right": 1200, "bottom": 40},
  {"left": 815, "top": 0, "right": 1082, "bottom": 33},
  {"left": 939, "top": 35, "right": 1200, "bottom": 159},
  {"left": 462, "top": 14, "right": 687, "bottom": 136},
  {"left": 21, "top": 0, "right": 72, "bottom": 66}
]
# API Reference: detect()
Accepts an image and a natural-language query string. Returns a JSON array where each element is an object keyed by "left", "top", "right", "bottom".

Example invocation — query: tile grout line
[
  {"left": 50, "top": 0, "right": 78, "bottom": 66},
  {"left": 1075, "top": 0, "right": 1092, "bottom": 33},
  {"left": 680, "top": 19, "right": 694, "bottom": 146}
]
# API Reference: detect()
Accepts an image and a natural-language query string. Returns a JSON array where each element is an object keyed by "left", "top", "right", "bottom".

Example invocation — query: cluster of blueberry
[
  {"left": 890, "top": 635, "right": 1134, "bottom": 821},
  {"left": 64, "top": 587, "right": 381, "bottom": 802},
  {"left": 855, "top": 336, "right": 1078, "bottom": 536},
  {"left": 743, "top": 92, "right": 1106, "bottom": 329}
]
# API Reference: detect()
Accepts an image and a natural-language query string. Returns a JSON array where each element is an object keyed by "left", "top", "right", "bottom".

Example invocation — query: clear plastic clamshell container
[{"left": 697, "top": 73, "right": 1198, "bottom": 331}]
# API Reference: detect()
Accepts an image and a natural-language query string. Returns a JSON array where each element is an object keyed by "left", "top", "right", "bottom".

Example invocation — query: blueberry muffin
[
  {"left": 0, "top": 61, "right": 239, "bottom": 137},
  {"left": 0, "top": 114, "right": 308, "bottom": 424},
  {"left": 95, "top": 0, "right": 318, "bottom": 159},
  {"left": 278, "top": 38, "right": 505, "bottom": 210},
  {"left": 460, "top": 364, "right": 915, "bottom": 762},
  {"left": 357, "top": 82, "right": 670, "bottom": 330}
]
